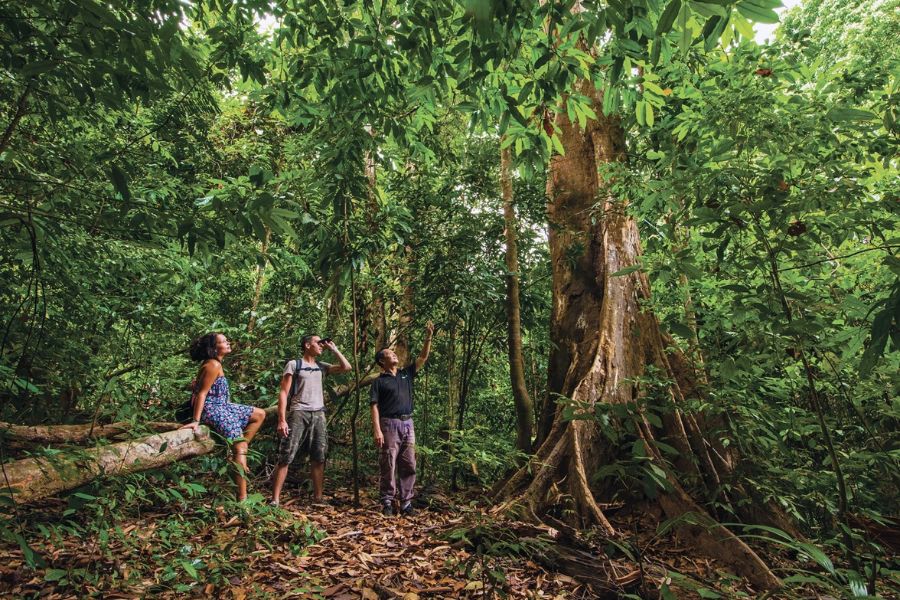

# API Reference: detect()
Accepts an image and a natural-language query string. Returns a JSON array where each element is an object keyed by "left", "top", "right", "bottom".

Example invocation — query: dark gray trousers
[{"left": 379, "top": 417, "right": 416, "bottom": 505}]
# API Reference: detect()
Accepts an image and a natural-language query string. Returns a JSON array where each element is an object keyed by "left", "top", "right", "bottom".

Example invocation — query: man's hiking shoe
[
  {"left": 382, "top": 504, "right": 394, "bottom": 516},
  {"left": 400, "top": 503, "right": 415, "bottom": 517}
]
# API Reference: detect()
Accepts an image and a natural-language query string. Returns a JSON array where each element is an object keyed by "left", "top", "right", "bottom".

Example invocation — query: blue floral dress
[{"left": 198, "top": 376, "right": 254, "bottom": 440}]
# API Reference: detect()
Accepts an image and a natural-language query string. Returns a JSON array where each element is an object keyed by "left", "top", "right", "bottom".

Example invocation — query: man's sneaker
[
  {"left": 382, "top": 504, "right": 394, "bottom": 516},
  {"left": 400, "top": 502, "right": 415, "bottom": 517}
]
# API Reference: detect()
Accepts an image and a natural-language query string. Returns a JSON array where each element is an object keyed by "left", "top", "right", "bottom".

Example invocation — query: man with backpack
[{"left": 271, "top": 333, "right": 351, "bottom": 506}]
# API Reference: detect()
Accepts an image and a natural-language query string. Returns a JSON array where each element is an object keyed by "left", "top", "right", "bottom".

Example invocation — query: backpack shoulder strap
[{"left": 289, "top": 355, "right": 302, "bottom": 400}]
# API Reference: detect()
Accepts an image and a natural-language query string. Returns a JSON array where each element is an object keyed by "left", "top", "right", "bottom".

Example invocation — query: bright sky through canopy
[{"left": 755, "top": 0, "right": 803, "bottom": 42}]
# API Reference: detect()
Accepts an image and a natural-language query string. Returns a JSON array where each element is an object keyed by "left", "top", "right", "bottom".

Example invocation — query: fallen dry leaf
[{"left": 359, "top": 588, "right": 379, "bottom": 600}]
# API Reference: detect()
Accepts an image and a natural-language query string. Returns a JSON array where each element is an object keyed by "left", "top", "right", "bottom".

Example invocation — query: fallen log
[
  {"left": 0, "top": 420, "right": 180, "bottom": 445},
  {"left": 0, "top": 428, "right": 216, "bottom": 505}
]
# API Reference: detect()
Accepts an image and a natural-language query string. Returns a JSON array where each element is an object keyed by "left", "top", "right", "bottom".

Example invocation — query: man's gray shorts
[{"left": 277, "top": 410, "right": 327, "bottom": 464}]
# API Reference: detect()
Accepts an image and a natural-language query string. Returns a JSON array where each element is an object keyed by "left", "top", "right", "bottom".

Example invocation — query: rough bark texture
[
  {"left": 1, "top": 428, "right": 215, "bottom": 504},
  {"left": 501, "top": 144, "right": 534, "bottom": 454},
  {"left": 0, "top": 421, "right": 180, "bottom": 445},
  {"left": 496, "top": 80, "right": 781, "bottom": 591}
]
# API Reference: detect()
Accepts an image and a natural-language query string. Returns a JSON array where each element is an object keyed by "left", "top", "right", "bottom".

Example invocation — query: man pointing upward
[{"left": 370, "top": 321, "right": 433, "bottom": 516}]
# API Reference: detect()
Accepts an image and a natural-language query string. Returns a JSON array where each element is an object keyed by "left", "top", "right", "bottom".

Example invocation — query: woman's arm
[{"left": 181, "top": 361, "right": 219, "bottom": 430}]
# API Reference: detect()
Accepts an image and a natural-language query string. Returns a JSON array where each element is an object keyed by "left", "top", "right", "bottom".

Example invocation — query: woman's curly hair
[{"left": 189, "top": 333, "right": 221, "bottom": 362}]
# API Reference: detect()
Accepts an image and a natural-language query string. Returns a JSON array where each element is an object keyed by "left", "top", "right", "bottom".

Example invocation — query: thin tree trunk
[
  {"left": 246, "top": 227, "right": 271, "bottom": 336},
  {"left": 501, "top": 144, "right": 534, "bottom": 455},
  {"left": 446, "top": 319, "right": 459, "bottom": 431},
  {"left": 349, "top": 265, "right": 363, "bottom": 506},
  {"left": 393, "top": 246, "right": 416, "bottom": 366}
]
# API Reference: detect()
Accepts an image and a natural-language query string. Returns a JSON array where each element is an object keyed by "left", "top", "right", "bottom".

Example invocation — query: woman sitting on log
[{"left": 181, "top": 332, "right": 266, "bottom": 501}]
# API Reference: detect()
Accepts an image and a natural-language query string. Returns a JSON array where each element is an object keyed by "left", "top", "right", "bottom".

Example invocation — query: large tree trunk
[
  {"left": 2, "top": 428, "right": 215, "bottom": 504},
  {"left": 495, "top": 80, "right": 781, "bottom": 591},
  {"left": 501, "top": 144, "right": 534, "bottom": 455}
]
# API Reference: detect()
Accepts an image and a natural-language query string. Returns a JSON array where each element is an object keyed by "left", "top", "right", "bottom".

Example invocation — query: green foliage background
[{"left": 0, "top": 0, "right": 897, "bottom": 595}]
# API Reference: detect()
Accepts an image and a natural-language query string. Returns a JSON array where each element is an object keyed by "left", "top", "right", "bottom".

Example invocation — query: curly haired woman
[{"left": 181, "top": 332, "right": 266, "bottom": 500}]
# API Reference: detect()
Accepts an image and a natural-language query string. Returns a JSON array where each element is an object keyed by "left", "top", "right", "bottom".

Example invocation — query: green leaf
[
  {"left": 736, "top": 1, "right": 779, "bottom": 23},
  {"left": 44, "top": 569, "right": 68, "bottom": 582},
  {"left": 668, "top": 322, "right": 694, "bottom": 339},
  {"left": 108, "top": 165, "right": 131, "bottom": 201},
  {"left": 182, "top": 559, "right": 198, "bottom": 578},
  {"left": 656, "top": 0, "right": 682, "bottom": 35},
  {"left": 551, "top": 133, "right": 565, "bottom": 156},
  {"left": 796, "top": 542, "right": 835, "bottom": 574},
  {"left": 22, "top": 60, "right": 58, "bottom": 77},
  {"left": 826, "top": 107, "right": 877, "bottom": 122},
  {"left": 611, "top": 265, "right": 642, "bottom": 276},
  {"left": 679, "top": 4, "right": 691, "bottom": 53}
]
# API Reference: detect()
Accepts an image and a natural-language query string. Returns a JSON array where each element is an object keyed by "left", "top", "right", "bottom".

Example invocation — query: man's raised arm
[
  {"left": 414, "top": 321, "right": 434, "bottom": 372},
  {"left": 323, "top": 340, "right": 352, "bottom": 374}
]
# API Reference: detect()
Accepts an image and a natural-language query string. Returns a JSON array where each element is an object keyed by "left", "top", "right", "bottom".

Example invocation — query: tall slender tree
[{"left": 501, "top": 144, "right": 534, "bottom": 454}]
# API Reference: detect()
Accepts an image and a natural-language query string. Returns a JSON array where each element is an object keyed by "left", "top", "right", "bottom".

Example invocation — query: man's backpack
[{"left": 288, "top": 354, "right": 303, "bottom": 401}]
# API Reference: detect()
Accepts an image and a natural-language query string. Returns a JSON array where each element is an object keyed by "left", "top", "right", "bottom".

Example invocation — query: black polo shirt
[{"left": 370, "top": 363, "right": 417, "bottom": 418}]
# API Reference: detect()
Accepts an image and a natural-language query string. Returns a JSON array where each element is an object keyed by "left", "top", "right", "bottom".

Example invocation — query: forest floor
[
  {"left": 1, "top": 472, "right": 889, "bottom": 599},
  {"left": 0, "top": 462, "right": 895, "bottom": 600}
]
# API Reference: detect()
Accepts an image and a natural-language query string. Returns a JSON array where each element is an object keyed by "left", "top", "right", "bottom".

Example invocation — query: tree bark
[
  {"left": 501, "top": 144, "right": 534, "bottom": 455},
  {"left": 0, "top": 421, "right": 180, "bottom": 445},
  {"left": 392, "top": 245, "right": 416, "bottom": 366},
  {"left": 245, "top": 227, "right": 271, "bottom": 337},
  {"left": 446, "top": 319, "right": 460, "bottom": 431},
  {"left": 1, "top": 428, "right": 215, "bottom": 505},
  {"left": 495, "top": 79, "right": 781, "bottom": 591}
]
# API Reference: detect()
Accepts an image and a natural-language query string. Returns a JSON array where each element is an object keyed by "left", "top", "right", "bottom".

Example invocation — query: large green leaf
[
  {"left": 656, "top": 0, "right": 682, "bottom": 36},
  {"left": 736, "top": 1, "right": 779, "bottom": 23}
]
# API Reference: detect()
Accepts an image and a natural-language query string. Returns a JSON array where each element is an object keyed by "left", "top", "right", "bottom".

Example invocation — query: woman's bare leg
[
  {"left": 243, "top": 408, "right": 265, "bottom": 443},
  {"left": 233, "top": 440, "right": 249, "bottom": 501}
]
